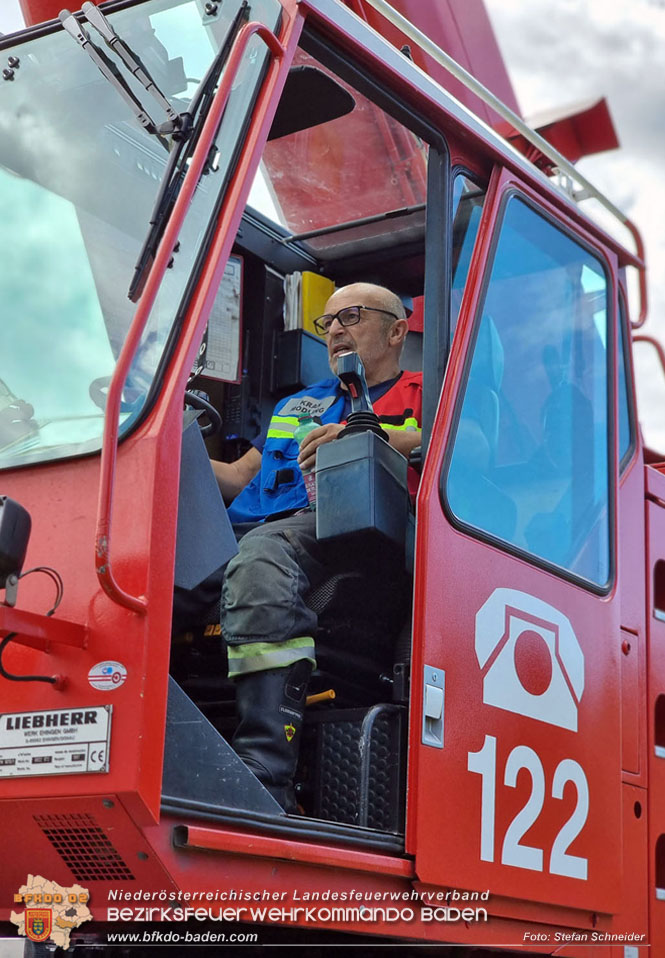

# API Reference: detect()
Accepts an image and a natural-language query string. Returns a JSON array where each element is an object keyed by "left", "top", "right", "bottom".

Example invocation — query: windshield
[{"left": 0, "top": 0, "right": 280, "bottom": 469}]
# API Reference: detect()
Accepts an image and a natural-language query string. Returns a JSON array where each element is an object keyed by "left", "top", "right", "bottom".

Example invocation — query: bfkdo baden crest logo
[
  {"left": 25, "top": 908, "right": 52, "bottom": 942},
  {"left": 11, "top": 875, "right": 92, "bottom": 949}
]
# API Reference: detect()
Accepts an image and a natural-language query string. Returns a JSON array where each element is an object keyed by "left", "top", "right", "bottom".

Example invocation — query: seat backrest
[
  {"left": 305, "top": 563, "right": 410, "bottom": 705},
  {"left": 400, "top": 330, "right": 423, "bottom": 372}
]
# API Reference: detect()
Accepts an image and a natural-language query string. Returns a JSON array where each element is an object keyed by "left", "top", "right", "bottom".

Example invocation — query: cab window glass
[
  {"left": 444, "top": 196, "right": 611, "bottom": 588},
  {"left": 0, "top": 0, "right": 280, "bottom": 469},
  {"left": 618, "top": 297, "right": 633, "bottom": 468},
  {"left": 451, "top": 174, "right": 485, "bottom": 334},
  {"left": 248, "top": 47, "right": 428, "bottom": 261}
]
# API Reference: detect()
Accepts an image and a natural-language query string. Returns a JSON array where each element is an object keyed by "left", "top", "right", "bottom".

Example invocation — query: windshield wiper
[
  {"left": 59, "top": 10, "right": 170, "bottom": 150},
  {"left": 81, "top": 2, "right": 181, "bottom": 134},
  {"left": 127, "top": 1, "right": 249, "bottom": 302}
]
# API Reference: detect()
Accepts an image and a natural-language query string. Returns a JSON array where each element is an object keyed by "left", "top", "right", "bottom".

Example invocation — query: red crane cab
[{"left": 0, "top": 0, "right": 660, "bottom": 954}]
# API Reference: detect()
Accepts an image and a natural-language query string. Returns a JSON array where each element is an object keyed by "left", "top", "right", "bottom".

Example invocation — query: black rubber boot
[{"left": 231, "top": 659, "right": 312, "bottom": 813}]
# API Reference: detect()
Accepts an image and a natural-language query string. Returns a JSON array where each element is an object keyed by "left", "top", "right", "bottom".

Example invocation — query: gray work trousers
[
  {"left": 172, "top": 510, "right": 406, "bottom": 675},
  {"left": 221, "top": 510, "right": 348, "bottom": 649}
]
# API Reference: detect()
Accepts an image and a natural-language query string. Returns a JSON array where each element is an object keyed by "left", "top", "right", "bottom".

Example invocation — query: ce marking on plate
[{"left": 89, "top": 747, "right": 106, "bottom": 767}]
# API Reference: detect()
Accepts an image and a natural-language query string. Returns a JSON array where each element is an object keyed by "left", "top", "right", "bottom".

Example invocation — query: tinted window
[
  {"left": 451, "top": 174, "right": 485, "bottom": 333},
  {"left": 618, "top": 298, "right": 633, "bottom": 467},
  {"left": 444, "top": 197, "right": 611, "bottom": 588}
]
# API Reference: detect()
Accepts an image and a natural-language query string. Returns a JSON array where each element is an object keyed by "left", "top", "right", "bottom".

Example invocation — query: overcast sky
[
  {"left": 0, "top": 0, "right": 23, "bottom": 35},
  {"left": 485, "top": 0, "right": 665, "bottom": 446},
  {"left": 2, "top": 0, "right": 664, "bottom": 441}
]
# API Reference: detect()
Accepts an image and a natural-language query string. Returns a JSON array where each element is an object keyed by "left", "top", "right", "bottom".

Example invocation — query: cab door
[{"left": 408, "top": 166, "right": 622, "bottom": 920}]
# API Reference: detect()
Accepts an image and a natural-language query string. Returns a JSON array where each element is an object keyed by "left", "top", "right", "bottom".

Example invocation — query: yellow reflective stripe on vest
[
  {"left": 266, "top": 415, "right": 299, "bottom": 439},
  {"left": 381, "top": 417, "right": 420, "bottom": 432},
  {"left": 267, "top": 414, "right": 420, "bottom": 437}
]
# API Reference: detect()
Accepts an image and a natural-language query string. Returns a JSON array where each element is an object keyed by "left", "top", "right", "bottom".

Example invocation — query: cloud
[
  {"left": 0, "top": 0, "right": 25, "bottom": 35},
  {"left": 486, "top": 0, "right": 664, "bottom": 302},
  {"left": 486, "top": 0, "right": 665, "bottom": 447}
]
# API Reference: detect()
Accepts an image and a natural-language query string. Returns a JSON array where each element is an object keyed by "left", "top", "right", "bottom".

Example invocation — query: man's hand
[
  {"left": 297, "top": 423, "right": 345, "bottom": 472},
  {"left": 298, "top": 422, "right": 422, "bottom": 472},
  {"left": 387, "top": 427, "right": 422, "bottom": 460}
]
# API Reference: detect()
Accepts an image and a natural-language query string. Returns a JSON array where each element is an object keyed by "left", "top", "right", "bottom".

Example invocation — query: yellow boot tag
[{"left": 284, "top": 724, "right": 296, "bottom": 742}]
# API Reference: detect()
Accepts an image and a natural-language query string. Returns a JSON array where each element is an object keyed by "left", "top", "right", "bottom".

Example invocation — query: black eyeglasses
[{"left": 313, "top": 305, "right": 398, "bottom": 336}]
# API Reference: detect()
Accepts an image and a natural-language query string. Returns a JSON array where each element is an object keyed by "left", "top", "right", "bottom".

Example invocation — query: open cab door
[{"left": 408, "top": 163, "right": 628, "bottom": 939}]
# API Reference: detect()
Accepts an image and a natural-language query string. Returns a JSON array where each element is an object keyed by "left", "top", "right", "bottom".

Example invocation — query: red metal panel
[
  {"left": 407, "top": 165, "right": 623, "bottom": 922},
  {"left": 0, "top": 426, "right": 178, "bottom": 827},
  {"left": 179, "top": 825, "right": 414, "bottom": 877},
  {"left": 618, "top": 783, "right": 649, "bottom": 952},
  {"left": 0, "top": 795, "right": 176, "bottom": 924},
  {"left": 617, "top": 300, "right": 647, "bottom": 788},
  {"left": 646, "top": 463, "right": 665, "bottom": 503},
  {"left": 621, "top": 628, "right": 641, "bottom": 775},
  {"left": 645, "top": 483, "right": 665, "bottom": 951},
  {"left": 410, "top": 516, "right": 622, "bottom": 912},
  {"left": 18, "top": 0, "right": 58, "bottom": 26},
  {"left": 552, "top": 786, "right": 648, "bottom": 956},
  {"left": 140, "top": 816, "right": 623, "bottom": 946},
  {"left": 506, "top": 99, "right": 619, "bottom": 171}
]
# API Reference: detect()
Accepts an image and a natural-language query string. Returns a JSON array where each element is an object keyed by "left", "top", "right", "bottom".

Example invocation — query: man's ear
[{"left": 389, "top": 318, "right": 409, "bottom": 346}]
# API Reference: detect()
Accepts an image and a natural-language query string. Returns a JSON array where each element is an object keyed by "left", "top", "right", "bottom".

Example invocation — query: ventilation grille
[{"left": 34, "top": 813, "right": 135, "bottom": 882}]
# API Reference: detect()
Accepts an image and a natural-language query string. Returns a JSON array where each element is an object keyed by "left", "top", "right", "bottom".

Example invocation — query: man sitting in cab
[{"left": 211, "top": 281, "right": 422, "bottom": 812}]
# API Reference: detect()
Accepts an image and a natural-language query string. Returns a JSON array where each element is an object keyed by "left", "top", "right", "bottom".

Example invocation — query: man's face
[{"left": 324, "top": 288, "right": 393, "bottom": 379}]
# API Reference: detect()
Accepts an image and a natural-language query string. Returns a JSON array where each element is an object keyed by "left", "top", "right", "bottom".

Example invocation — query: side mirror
[{"left": 0, "top": 496, "right": 31, "bottom": 606}]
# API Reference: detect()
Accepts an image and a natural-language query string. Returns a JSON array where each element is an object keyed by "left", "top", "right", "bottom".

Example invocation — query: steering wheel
[
  {"left": 89, "top": 379, "right": 221, "bottom": 438},
  {"left": 184, "top": 390, "right": 222, "bottom": 438}
]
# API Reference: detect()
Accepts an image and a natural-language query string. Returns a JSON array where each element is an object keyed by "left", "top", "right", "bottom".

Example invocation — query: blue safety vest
[{"left": 227, "top": 373, "right": 421, "bottom": 524}]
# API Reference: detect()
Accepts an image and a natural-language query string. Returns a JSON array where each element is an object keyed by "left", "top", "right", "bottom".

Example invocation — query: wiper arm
[
  {"left": 127, "top": 1, "right": 249, "bottom": 302},
  {"left": 59, "top": 10, "right": 168, "bottom": 148},
  {"left": 81, "top": 2, "right": 181, "bottom": 134}
]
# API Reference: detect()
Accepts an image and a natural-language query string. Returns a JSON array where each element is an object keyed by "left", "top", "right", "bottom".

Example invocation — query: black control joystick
[
  {"left": 336, "top": 352, "right": 389, "bottom": 442},
  {"left": 316, "top": 351, "right": 409, "bottom": 547}
]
